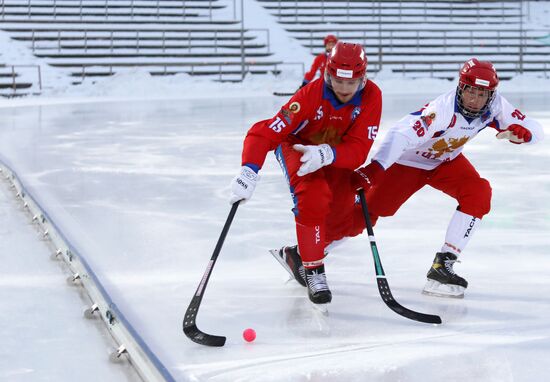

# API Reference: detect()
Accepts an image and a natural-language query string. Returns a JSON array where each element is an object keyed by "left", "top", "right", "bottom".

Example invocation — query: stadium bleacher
[{"left": 0, "top": 0, "right": 549, "bottom": 96}]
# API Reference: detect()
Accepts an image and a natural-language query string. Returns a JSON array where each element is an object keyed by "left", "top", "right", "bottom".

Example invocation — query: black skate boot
[
  {"left": 305, "top": 264, "right": 332, "bottom": 304},
  {"left": 270, "top": 245, "right": 306, "bottom": 287},
  {"left": 423, "top": 252, "right": 468, "bottom": 298}
]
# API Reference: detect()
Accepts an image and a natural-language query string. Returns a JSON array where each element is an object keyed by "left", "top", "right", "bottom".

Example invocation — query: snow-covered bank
[{"left": 1, "top": 70, "right": 550, "bottom": 108}]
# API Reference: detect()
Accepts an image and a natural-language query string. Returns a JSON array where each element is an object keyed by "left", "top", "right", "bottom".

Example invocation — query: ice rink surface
[{"left": 0, "top": 90, "right": 549, "bottom": 381}]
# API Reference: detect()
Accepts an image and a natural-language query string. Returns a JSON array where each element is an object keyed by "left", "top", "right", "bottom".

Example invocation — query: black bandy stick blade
[
  {"left": 377, "top": 278, "right": 442, "bottom": 324},
  {"left": 183, "top": 324, "right": 226, "bottom": 347}
]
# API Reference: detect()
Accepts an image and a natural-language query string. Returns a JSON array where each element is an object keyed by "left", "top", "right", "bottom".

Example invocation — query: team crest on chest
[
  {"left": 421, "top": 112, "right": 436, "bottom": 127},
  {"left": 351, "top": 107, "right": 361, "bottom": 122},
  {"left": 426, "top": 136, "right": 470, "bottom": 159}
]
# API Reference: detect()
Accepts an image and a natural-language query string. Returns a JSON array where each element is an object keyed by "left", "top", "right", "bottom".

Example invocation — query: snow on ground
[{"left": 0, "top": 72, "right": 549, "bottom": 381}]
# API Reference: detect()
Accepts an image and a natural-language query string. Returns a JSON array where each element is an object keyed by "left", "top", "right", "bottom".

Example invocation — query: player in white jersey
[{"left": 353, "top": 58, "right": 544, "bottom": 298}]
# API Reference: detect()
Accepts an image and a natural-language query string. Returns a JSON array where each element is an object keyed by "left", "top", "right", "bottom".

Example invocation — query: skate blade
[
  {"left": 269, "top": 249, "right": 294, "bottom": 277},
  {"left": 308, "top": 301, "right": 330, "bottom": 334},
  {"left": 283, "top": 275, "right": 296, "bottom": 285},
  {"left": 270, "top": 248, "right": 306, "bottom": 287},
  {"left": 422, "top": 279, "right": 465, "bottom": 299},
  {"left": 310, "top": 301, "right": 330, "bottom": 315}
]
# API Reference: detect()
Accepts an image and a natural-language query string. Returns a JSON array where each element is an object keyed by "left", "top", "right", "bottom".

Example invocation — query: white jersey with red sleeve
[{"left": 373, "top": 89, "right": 544, "bottom": 171}]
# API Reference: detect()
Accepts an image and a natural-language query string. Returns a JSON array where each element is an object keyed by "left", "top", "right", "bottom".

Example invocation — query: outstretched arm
[{"left": 492, "top": 96, "right": 545, "bottom": 144}]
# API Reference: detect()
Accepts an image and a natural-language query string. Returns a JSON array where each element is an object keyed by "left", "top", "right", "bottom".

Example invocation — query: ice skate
[
  {"left": 422, "top": 252, "right": 468, "bottom": 298},
  {"left": 269, "top": 245, "right": 306, "bottom": 287},
  {"left": 305, "top": 264, "right": 332, "bottom": 305}
]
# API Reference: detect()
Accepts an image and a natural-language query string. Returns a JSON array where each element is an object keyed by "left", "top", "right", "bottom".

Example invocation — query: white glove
[
  {"left": 293, "top": 143, "right": 335, "bottom": 176},
  {"left": 229, "top": 166, "right": 259, "bottom": 205}
]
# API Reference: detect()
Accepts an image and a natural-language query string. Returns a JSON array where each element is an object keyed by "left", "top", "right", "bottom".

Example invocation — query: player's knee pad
[{"left": 458, "top": 178, "right": 492, "bottom": 218}]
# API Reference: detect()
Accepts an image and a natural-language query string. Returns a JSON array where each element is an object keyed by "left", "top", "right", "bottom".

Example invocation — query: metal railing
[
  {"left": 29, "top": 29, "right": 269, "bottom": 54},
  {"left": 247, "top": 28, "right": 271, "bottom": 54},
  {"left": 300, "top": 0, "right": 530, "bottom": 73},
  {"left": 8, "top": 1, "right": 550, "bottom": 83},
  {"left": 20, "top": 0, "right": 276, "bottom": 84},
  {"left": 273, "top": 0, "right": 520, "bottom": 23},
  {"left": 274, "top": 61, "right": 305, "bottom": 77},
  {"left": 1, "top": 0, "right": 238, "bottom": 21},
  {"left": 374, "top": 60, "right": 550, "bottom": 79},
  {"left": 74, "top": 61, "right": 290, "bottom": 82},
  {"left": 0, "top": 64, "right": 42, "bottom": 95}
]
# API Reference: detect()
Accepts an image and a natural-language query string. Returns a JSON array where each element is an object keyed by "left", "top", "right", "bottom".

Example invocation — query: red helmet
[
  {"left": 323, "top": 34, "right": 338, "bottom": 46},
  {"left": 459, "top": 58, "right": 499, "bottom": 90},
  {"left": 457, "top": 58, "right": 499, "bottom": 118},
  {"left": 325, "top": 41, "right": 367, "bottom": 82}
]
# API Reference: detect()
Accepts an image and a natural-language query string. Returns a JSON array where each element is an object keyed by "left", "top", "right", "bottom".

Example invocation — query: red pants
[
  {"left": 366, "top": 154, "right": 492, "bottom": 225},
  {"left": 275, "top": 143, "right": 365, "bottom": 265}
]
